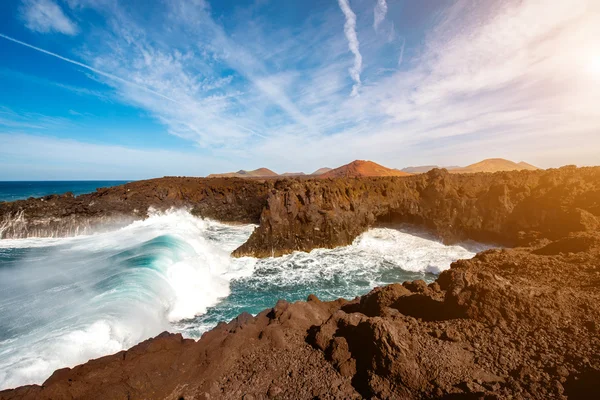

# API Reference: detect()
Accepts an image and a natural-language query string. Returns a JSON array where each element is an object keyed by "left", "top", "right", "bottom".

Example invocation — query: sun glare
[{"left": 589, "top": 54, "right": 600, "bottom": 79}]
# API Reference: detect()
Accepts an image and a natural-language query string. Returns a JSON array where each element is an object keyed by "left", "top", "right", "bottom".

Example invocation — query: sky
[{"left": 0, "top": 0, "right": 599, "bottom": 180}]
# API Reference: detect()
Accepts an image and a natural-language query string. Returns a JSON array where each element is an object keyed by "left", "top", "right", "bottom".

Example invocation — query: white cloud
[
  {"left": 19, "top": 0, "right": 78, "bottom": 35},
  {"left": 337, "top": 0, "right": 362, "bottom": 96},
  {"left": 373, "top": 0, "right": 387, "bottom": 31}
]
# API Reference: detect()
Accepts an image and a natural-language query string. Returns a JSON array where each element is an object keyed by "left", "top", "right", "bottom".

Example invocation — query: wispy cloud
[
  {"left": 0, "top": 106, "right": 74, "bottom": 131},
  {"left": 19, "top": 0, "right": 78, "bottom": 35},
  {"left": 373, "top": 0, "right": 387, "bottom": 31},
  {"left": 337, "top": 0, "right": 362, "bottom": 96}
]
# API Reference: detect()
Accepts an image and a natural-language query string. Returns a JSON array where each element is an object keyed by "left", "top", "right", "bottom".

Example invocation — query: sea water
[
  {"left": 0, "top": 209, "right": 486, "bottom": 390},
  {"left": 0, "top": 181, "right": 130, "bottom": 203}
]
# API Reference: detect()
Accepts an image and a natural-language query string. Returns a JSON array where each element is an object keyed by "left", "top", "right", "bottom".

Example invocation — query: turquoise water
[
  {"left": 0, "top": 209, "right": 485, "bottom": 390},
  {"left": 0, "top": 181, "right": 130, "bottom": 202}
]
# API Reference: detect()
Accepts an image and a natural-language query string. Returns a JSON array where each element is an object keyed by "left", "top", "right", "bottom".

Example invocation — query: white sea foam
[{"left": 233, "top": 226, "right": 484, "bottom": 294}]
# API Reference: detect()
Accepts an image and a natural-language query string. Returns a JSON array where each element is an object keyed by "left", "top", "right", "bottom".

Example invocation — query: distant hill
[
  {"left": 450, "top": 158, "right": 539, "bottom": 174},
  {"left": 401, "top": 165, "right": 439, "bottom": 174},
  {"left": 207, "top": 167, "right": 278, "bottom": 178},
  {"left": 311, "top": 167, "right": 332, "bottom": 175},
  {"left": 319, "top": 160, "right": 410, "bottom": 179},
  {"left": 206, "top": 158, "right": 539, "bottom": 179},
  {"left": 281, "top": 172, "right": 306, "bottom": 177}
]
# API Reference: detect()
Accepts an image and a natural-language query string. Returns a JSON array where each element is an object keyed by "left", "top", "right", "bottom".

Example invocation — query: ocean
[
  {"left": 0, "top": 185, "right": 487, "bottom": 390},
  {"left": 0, "top": 181, "right": 130, "bottom": 203}
]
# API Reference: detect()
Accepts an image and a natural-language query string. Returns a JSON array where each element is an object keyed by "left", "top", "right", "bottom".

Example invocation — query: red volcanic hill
[
  {"left": 450, "top": 158, "right": 539, "bottom": 174},
  {"left": 319, "top": 160, "right": 410, "bottom": 178}
]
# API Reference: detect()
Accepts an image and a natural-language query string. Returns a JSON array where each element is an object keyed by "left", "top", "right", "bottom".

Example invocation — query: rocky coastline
[
  {"left": 1, "top": 166, "right": 599, "bottom": 399},
  {"left": 2, "top": 166, "right": 598, "bottom": 257}
]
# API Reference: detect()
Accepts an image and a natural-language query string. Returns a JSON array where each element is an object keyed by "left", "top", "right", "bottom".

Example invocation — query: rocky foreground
[
  {"left": 1, "top": 231, "right": 599, "bottom": 399},
  {"left": 1, "top": 166, "right": 599, "bottom": 399}
]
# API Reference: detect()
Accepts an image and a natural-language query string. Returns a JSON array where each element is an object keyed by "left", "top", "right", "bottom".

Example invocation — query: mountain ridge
[
  {"left": 207, "top": 158, "right": 540, "bottom": 178},
  {"left": 449, "top": 158, "right": 539, "bottom": 173},
  {"left": 402, "top": 159, "right": 539, "bottom": 174}
]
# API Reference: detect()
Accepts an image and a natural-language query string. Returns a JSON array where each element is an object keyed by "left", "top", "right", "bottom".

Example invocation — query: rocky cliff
[{"left": 233, "top": 166, "right": 600, "bottom": 257}]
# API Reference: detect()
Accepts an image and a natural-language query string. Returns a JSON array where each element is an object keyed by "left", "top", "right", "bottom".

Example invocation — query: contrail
[
  {"left": 398, "top": 37, "right": 405, "bottom": 66},
  {"left": 0, "top": 32, "right": 182, "bottom": 105},
  {"left": 337, "top": 0, "right": 362, "bottom": 97},
  {"left": 374, "top": 0, "right": 388, "bottom": 30}
]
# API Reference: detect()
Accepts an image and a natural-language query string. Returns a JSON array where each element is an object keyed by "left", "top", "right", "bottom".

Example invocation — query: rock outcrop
[{"left": 2, "top": 231, "right": 599, "bottom": 399}]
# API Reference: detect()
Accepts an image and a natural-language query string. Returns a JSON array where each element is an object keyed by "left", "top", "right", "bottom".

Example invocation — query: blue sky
[{"left": 0, "top": 0, "right": 599, "bottom": 180}]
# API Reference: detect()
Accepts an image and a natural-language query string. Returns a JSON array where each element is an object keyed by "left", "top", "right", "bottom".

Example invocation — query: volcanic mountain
[
  {"left": 450, "top": 158, "right": 539, "bottom": 173},
  {"left": 403, "top": 159, "right": 539, "bottom": 174},
  {"left": 207, "top": 168, "right": 278, "bottom": 178},
  {"left": 319, "top": 160, "right": 410, "bottom": 178}
]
